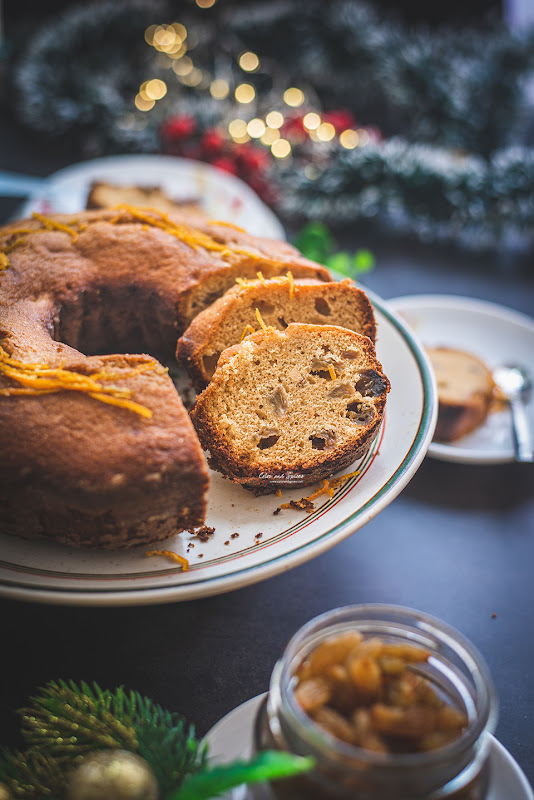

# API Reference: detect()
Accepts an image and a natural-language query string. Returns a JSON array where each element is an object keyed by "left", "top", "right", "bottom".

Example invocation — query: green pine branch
[
  {"left": 0, "top": 681, "right": 314, "bottom": 800},
  {"left": 1, "top": 681, "right": 205, "bottom": 799}
]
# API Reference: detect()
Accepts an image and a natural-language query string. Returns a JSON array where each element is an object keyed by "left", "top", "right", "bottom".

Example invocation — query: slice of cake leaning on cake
[{"left": 190, "top": 323, "right": 390, "bottom": 494}]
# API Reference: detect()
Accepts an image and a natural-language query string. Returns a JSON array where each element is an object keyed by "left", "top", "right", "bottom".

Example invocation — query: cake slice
[
  {"left": 177, "top": 277, "right": 376, "bottom": 390},
  {"left": 426, "top": 346, "right": 495, "bottom": 442},
  {"left": 86, "top": 181, "right": 202, "bottom": 215},
  {"left": 190, "top": 323, "right": 390, "bottom": 493}
]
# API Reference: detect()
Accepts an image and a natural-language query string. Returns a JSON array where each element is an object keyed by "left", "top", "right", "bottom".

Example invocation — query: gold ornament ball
[
  {"left": 0, "top": 783, "right": 12, "bottom": 800},
  {"left": 66, "top": 750, "right": 159, "bottom": 800}
]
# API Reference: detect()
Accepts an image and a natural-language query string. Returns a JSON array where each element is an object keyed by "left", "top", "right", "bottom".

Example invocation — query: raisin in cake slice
[
  {"left": 190, "top": 323, "right": 390, "bottom": 493},
  {"left": 177, "top": 277, "right": 377, "bottom": 391}
]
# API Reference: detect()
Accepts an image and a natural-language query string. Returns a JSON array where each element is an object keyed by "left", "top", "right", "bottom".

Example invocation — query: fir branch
[
  {"left": 126, "top": 694, "right": 207, "bottom": 796},
  {"left": 0, "top": 748, "right": 64, "bottom": 799},
  {"left": 1, "top": 681, "right": 208, "bottom": 798},
  {"left": 20, "top": 680, "right": 138, "bottom": 756}
]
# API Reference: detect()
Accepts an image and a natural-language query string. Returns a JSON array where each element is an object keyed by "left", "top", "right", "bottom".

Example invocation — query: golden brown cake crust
[
  {"left": 0, "top": 208, "right": 330, "bottom": 548},
  {"left": 177, "top": 277, "right": 377, "bottom": 391},
  {"left": 190, "top": 323, "right": 389, "bottom": 493}
]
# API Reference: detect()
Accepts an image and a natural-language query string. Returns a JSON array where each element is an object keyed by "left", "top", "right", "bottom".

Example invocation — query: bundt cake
[
  {"left": 190, "top": 323, "right": 390, "bottom": 493},
  {"left": 177, "top": 276, "right": 377, "bottom": 391},
  {"left": 426, "top": 346, "right": 496, "bottom": 442},
  {"left": 0, "top": 207, "right": 331, "bottom": 549},
  {"left": 86, "top": 181, "right": 202, "bottom": 216}
]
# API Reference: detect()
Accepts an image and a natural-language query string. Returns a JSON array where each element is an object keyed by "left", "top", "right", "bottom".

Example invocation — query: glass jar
[{"left": 254, "top": 604, "right": 498, "bottom": 800}]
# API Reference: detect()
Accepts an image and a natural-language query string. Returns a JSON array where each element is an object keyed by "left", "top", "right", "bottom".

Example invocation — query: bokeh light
[
  {"left": 239, "top": 52, "right": 260, "bottom": 72},
  {"left": 339, "top": 129, "right": 359, "bottom": 149},
  {"left": 271, "top": 139, "right": 291, "bottom": 158},
  {"left": 316, "top": 122, "right": 336, "bottom": 141},
  {"left": 265, "top": 111, "right": 284, "bottom": 129},
  {"left": 247, "top": 118, "right": 266, "bottom": 138},
  {"left": 210, "top": 79, "right": 229, "bottom": 99},
  {"left": 283, "top": 88, "right": 305, "bottom": 107},
  {"left": 235, "top": 83, "right": 256, "bottom": 103},
  {"left": 303, "top": 112, "right": 321, "bottom": 130}
]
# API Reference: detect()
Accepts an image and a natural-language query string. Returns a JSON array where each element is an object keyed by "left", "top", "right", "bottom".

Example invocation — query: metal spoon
[{"left": 492, "top": 364, "right": 533, "bottom": 462}]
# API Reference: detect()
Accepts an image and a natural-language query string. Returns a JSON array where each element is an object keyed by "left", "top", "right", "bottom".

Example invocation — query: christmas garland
[
  {"left": 0, "top": 681, "right": 311, "bottom": 800},
  {"left": 9, "top": 1, "right": 534, "bottom": 252}
]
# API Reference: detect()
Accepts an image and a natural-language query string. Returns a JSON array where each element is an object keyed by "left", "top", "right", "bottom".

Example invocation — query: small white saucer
[
  {"left": 387, "top": 295, "right": 534, "bottom": 464},
  {"left": 206, "top": 693, "right": 533, "bottom": 800}
]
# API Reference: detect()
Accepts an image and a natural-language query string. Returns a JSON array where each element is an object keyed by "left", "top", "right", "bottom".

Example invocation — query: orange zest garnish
[
  {"left": 0, "top": 345, "right": 159, "bottom": 418},
  {"left": 145, "top": 550, "right": 189, "bottom": 570},
  {"left": 115, "top": 205, "right": 230, "bottom": 254},
  {"left": 280, "top": 471, "right": 361, "bottom": 511},
  {"left": 31, "top": 213, "right": 79, "bottom": 241},
  {"left": 327, "top": 364, "right": 337, "bottom": 380},
  {"left": 286, "top": 270, "right": 295, "bottom": 299},
  {"left": 256, "top": 270, "right": 266, "bottom": 285},
  {"left": 208, "top": 220, "right": 246, "bottom": 233},
  {"left": 255, "top": 308, "right": 268, "bottom": 330},
  {"left": 1, "top": 207, "right": 294, "bottom": 274},
  {"left": 240, "top": 324, "right": 256, "bottom": 342}
]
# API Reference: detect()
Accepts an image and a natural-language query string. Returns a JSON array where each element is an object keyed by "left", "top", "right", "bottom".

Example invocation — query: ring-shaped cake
[{"left": 0, "top": 207, "right": 330, "bottom": 549}]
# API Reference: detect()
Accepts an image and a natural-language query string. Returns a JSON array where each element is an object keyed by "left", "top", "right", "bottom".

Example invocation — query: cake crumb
[
  {"left": 491, "top": 612, "right": 497, "bottom": 619},
  {"left": 224, "top": 540, "right": 230, "bottom": 545},
  {"left": 231, "top": 532, "right": 239, "bottom": 538},
  {"left": 188, "top": 524, "right": 215, "bottom": 543},
  {"left": 283, "top": 497, "right": 315, "bottom": 513},
  {"left": 273, "top": 507, "right": 281, "bottom": 515}
]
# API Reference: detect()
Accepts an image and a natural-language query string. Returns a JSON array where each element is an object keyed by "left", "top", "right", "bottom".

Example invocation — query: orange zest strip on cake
[
  {"left": 113, "top": 205, "right": 293, "bottom": 267},
  {"left": 207, "top": 220, "right": 247, "bottom": 233},
  {"left": 280, "top": 470, "right": 361, "bottom": 510},
  {"left": 286, "top": 270, "right": 295, "bottom": 298},
  {"left": 31, "top": 213, "right": 80, "bottom": 241},
  {"left": 1, "top": 207, "right": 295, "bottom": 274},
  {"left": 240, "top": 324, "right": 256, "bottom": 342},
  {"left": 145, "top": 550, "right": 189, "bottom": 570},
  {"left": 114, "top": 205, "right": 230, "bottom": 254},
  {"left": 255, "top": 308, "right": 268, "bottom": 330},
  {"left": 0, "top": 345, "right": 158, "bottom": 418},
  {"left": 235, "top": 276, "right": 251, "bottom": 288},
  {"left": 0, "top": 216, "right": 80, "bottom": 270}
]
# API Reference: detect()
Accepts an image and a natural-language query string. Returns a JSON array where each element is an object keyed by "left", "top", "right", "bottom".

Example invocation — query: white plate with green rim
[
  {"left": 205, "top": 694, "right": 534, "bottom": 800},
  {"left": 388, "top": 294, "right": 534, "bottom": 464},
  {"left": 0, "top": 292, "right": 437, "bottom": 606}
]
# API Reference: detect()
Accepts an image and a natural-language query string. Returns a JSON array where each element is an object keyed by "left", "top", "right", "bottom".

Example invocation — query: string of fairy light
[{"left": 131, "top": 3, "right": 372, "bottom": 161}]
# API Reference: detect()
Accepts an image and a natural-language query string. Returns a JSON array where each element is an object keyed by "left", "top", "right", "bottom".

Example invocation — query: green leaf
[
  {"left": 170, "top": 751, "right": 314, "bottom": 800},
  {"left": 293, "top": 222, "right": 334, "bottom": 263},
  {"left": 352, "top": 249, "right": 375, "bottom": 274},
  {"left": 325, "top": 251, "right": 352, "bottom": 275}
]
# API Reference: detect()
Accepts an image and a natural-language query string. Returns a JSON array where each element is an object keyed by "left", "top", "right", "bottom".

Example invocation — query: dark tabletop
[{"left": 1, "top": 116, "right": 533, "bottom": 792}]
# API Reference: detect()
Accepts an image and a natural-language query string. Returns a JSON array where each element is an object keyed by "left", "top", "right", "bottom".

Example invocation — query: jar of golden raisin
[{"left": 254, "top": 605, "right": 498, "bottom": 799}]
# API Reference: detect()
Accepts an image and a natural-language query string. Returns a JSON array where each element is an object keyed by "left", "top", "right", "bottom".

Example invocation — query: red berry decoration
[
  {"left": 322, "top": 109, "right": 357, "bottom": 133},
  {"left": 210, "top": 156, "right": 239, "bottom": 175},
  {"left": 200, "top": 128, "right": 226, "bottom": 156},
  {"left": 161, "top": 114, "right": 197, "bottom": 142}
]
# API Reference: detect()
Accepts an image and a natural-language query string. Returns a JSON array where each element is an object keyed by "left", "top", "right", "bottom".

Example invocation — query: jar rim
[{"left": 272, "top": 603, "right": 498, "bottom": 769}]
